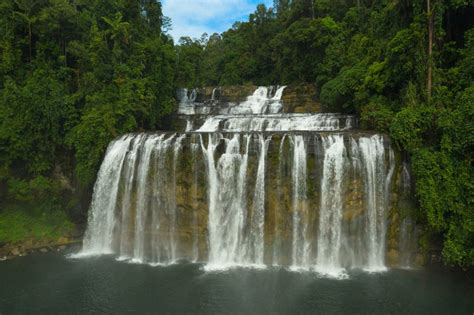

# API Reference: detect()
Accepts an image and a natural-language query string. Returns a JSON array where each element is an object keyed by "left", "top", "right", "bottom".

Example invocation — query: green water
[{"left": 0, "top": 250, "right": 472, "bottom": 314}]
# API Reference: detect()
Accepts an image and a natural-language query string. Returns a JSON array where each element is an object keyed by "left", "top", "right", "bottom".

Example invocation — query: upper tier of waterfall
[
  {"left": 177, "top": 86, "right": 287, "bottom": 115},
  {"left": 177, "top": 86, "right": 356, "bottom": 133},
  {"left": 76, "top": 86, "right": 418, "bottom": 277}
]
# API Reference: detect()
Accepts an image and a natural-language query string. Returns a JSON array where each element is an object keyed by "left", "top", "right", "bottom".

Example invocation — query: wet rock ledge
[
  {"left": 0, "top": 232, "right": 83, "bottom": 261},
  {"left": 192, "top": 84, "right": 321, "bottom": 113}
]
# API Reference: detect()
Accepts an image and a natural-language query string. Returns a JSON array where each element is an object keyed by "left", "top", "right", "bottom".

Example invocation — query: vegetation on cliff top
[{"left": 0, "top": 0, "right": 472, "bottom": 267}]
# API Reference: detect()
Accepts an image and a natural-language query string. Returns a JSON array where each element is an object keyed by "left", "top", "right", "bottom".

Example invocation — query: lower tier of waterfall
[{"left": 78, "top": 132, "right": 416, "bottom": 276}]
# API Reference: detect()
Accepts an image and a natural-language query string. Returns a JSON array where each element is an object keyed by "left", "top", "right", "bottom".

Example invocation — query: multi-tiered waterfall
[{"left": 76, "top": 86, "right": 417, "bottom": 277}]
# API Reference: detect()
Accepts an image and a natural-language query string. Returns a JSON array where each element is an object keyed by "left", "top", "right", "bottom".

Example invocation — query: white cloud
[{"left": 162, "top": 0, "right": 272, "bottom": 41}]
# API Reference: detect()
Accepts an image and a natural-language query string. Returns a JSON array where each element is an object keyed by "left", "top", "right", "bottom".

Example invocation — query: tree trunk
[
  {"left": 28, "top": 21, "right": 32, "bottom": 62},
  {"left": 427, "top": 0, "right": 433, "bottom": 102}
]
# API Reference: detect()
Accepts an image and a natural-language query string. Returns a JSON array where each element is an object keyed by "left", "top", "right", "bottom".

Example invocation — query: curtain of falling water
[
  {"left": 316, "top": 135, "right": 347, "bottom": 276},
  {"left": 290, "top": 135, "right": 311, "bottom": 269},
  {"left": 79, "top": 133, "right": 397, "bottom": 274},
  {"left": 200, "top": 134, "right": 251, "bottom": 269},
  {"left": 81, "top": 135, "right": 133, "bottom": 255},
  {"left": 118, "top": 135, "right": 148, "bottom": 260},
  {"left": 272, "top": 134, "right": 287, "bottom": 266},
  {"left": 358, "top": 135, "right": 390, "bottom": 271},
  {"left": 244, "top": 134, "right": 271, "bottom": 265}
]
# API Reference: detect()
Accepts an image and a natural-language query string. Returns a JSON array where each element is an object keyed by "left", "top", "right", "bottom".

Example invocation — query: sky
[{"left": 162, "top": 0, "right": 273, "bottom": 41}]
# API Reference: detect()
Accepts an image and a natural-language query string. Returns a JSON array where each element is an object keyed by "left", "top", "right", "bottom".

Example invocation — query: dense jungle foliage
[
  {"left": 0, "top": 0, "right": 472, "bottom": 267},
  {"left": 0, "top": 0, "right": 176, "bottom": 242},
  {"left": 176, "top": 0, "right": 473, "bottom": 267}
]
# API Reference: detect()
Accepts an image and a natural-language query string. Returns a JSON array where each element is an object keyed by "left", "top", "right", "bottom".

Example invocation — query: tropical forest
[{"left": 0, "top": 0, "right": 472, "bottom": 313}]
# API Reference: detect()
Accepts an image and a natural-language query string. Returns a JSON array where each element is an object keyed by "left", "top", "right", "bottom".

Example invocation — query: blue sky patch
[{"left": 162, "top": 0, "right": 273, "bottom": 41}]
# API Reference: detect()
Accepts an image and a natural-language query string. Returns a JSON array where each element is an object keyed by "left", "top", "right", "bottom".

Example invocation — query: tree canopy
[{"left": 0, "top": 0, "right": 176, "bottom": 222}]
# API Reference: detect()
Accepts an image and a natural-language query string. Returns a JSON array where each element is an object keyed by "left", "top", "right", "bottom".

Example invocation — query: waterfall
[
  {"left": 185, "top": 118, "right": 193, "bottom": 132},
  {"left": 272, "top": 134, "right": 287, "bottom": 266},
  {"left": 227, "top": 86, "right": 286, "bottom": 114},
  {"left": 290, "top": 135, "right": 311, "bottom": 270},
  {"left": 272, "top": 86, "right": 286, "bottom": 100},
  {"left": 77, "top": 86, "right": 408, "bottom": 276},
  {"left": 245, "top": 134, "right": 270, "bottom": 265},
  {"left": 177, "top": 88, "right": 199, "bottom": 115},
  {"left": 150, "top": 134, "right": 176, "bottom": 264},
  {"left": 357, "top": 135, "right": 390, "bottom": 271},
  {"left": 189, "top": 89, "right": 197, "bottom": 102},
  {"left": 268, "top": 86, "right": 286, "bottom": 113},
  {"left": 316, "top": 135, "right": 347, "bottom": 276},
  {"left": 80, "top": 135, "right": 133, "bottom": 255},
  {"left": 211, "top": 87, "right": 219, "bottom": 101},
  {"left": 201, "top": 134, "right": 253, "bottom": 269},
  {"left": 131, "top": 135, "right": 159, "bottom": 263}
]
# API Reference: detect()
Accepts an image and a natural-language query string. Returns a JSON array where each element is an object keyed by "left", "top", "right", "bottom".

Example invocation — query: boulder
[{"left": 57, "top": 236, "right": 69, "bottom": 244}]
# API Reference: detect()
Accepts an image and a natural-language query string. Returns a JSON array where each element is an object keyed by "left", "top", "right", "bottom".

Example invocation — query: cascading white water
[
  {"left": 177, "top": 86, "right": 287, "bottom": 116},
  {"left": 131, "top": 135, "right": 159, "bottom": 263},
  {"left": 272, "top": 134, "right": 287, "bottom": 266},
  {"left": 268, "top": 86, "right": 286, "bottom": 113},
  {"left": 315, "top": 135, "right": 347, "bottom": 277},
  {"left": 77, "top": 86, "right": 406, "bottom": 276},
  {"left": 200, "top": 133, "right": 271, "bottom": 270},
  {"left": 272, "top": 85, "right": 286, "bottom": 100},
  {"left": 211, "top": 87, "right": 219, "bottom": 101},
  {"left": 197, "top": 113, "right": 354, "bottom": 132},
  {"left": 177, "top": 88, "right": 199, "bottom": 115},
  {"left": 118, "top": 135, "right": 145, "bottom": 259},
  {"left": 290, "top": 135, "right": 311, "bottom": 270},
  {"left": 200, "top": 134, "right": 251, "bottom": 269},
  {"left": 80, "top": 135, "right": 133, "bottom": 256},
  {"left": 169, "top": 134, "right": 185, "bottom": 262},
  {"left": 228, "top": 86, "right": 284, "bottom": 114},
  {"left": 76, "top": 134, "right": 185, "bottom": 264},
  {"left": 357, "top": 135, "right": 389, "bottom": 271},
  {"left": 149, "top": 134, "right": 177, "bottom": 264},
  {"left": 245, "top": 134, "right": 270, "bottom": 264}
]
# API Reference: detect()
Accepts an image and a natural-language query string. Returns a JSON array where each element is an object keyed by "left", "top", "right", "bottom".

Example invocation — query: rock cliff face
[
  {"left": 77, "top": 85, "right": 422, "bottom": 271},
  {"left": 280, "top": 85, "right": 321, "bottom": 113},
  {"left": 192, "top": 85, "right": 321, "bottom": 113}
]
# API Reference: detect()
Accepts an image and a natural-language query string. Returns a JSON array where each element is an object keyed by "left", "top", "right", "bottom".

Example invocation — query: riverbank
[{"left": 0, "top": 209, "right": 83, "bottom": 260}]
